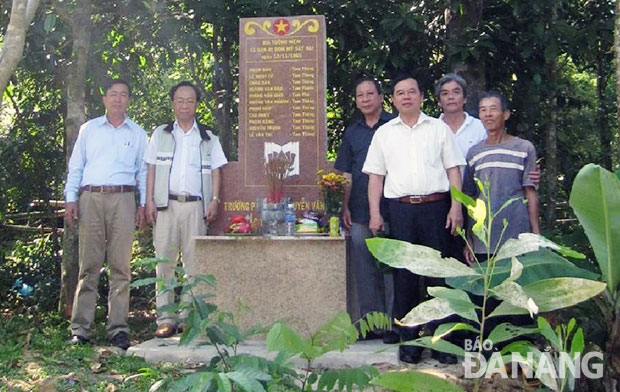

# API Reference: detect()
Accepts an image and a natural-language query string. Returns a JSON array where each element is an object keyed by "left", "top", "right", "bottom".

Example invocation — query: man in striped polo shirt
[{"left": 462, "top": 91, "right": 540, "bottom": 263}]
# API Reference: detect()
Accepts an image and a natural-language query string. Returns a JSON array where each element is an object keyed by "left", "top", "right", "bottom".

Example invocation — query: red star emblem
[{"left": 273, "top": 18, "right": 290, "bottom": 35}]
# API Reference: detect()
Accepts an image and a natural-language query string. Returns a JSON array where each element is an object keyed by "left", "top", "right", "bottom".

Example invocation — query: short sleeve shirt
[
  {"left": 362, "top": 112, "right": 465, "bottom": 198},
  {"left": 463, "top": 136, "right": 537, "bottom": 253},
  {"left": 334, "top": 111, "right": 394, "bottom": 224}
]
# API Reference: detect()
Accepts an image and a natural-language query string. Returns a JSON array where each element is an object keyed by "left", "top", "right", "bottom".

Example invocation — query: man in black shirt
[{"left": 335, "top": 75, "right": 397, "bottom": 343}]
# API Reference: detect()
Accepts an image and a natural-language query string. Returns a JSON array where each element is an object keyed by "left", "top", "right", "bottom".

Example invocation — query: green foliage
[
  {"left": 368, "top": 180, "right": 605, "bottom": 391},
  {"left": 501, "top": 317, "right": 585, "bottom": 392},
  {"left": 370, "top": 370, "right": 465, "bottom": 392},
  {"left": 0, "top": 234, "right": 61, "bottom": 312},
  {"left": 569, "top": 164, "right": 620, "bottom": 294}
]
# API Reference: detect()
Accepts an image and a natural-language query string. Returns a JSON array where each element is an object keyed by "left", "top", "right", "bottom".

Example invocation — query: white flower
[{"left": 527, "top": 298, "right": 539, "bottom": 318}]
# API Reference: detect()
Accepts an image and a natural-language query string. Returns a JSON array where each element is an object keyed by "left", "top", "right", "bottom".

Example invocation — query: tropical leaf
[
  {"left": 569, "top": 163, "right": 620, "bottom": 293},
  {"left": 431, "top": 322, "right": 479, "bottom": 344},
  {"left": 266, "top": 322, "right": 317, "bottom": 359},
  {"left": 316, "top": 366, "right": 378, "bottom": 392},
  {"left": 489, "top": 277, "right": 606, "bottom": 317},
  {"left": 313, "top": 312, "right": 358, "bottom": 355},
  {"left": 366, "top": 238, "right": 479, "bottom": 278},
  {"left": 397, "top": 297, "right": 478, "bottom": 328},
  {"left": 487, "top": 322, "right": 538, "bottom": 344},
  {"left": 537, "top": 317, "right": 561, "bottom": 351},
  {"left": 404, "top": 336, "right": 466, "bottom": 356},
  {"left": 495, "top": 233, "right": 585, "bottom": 262},
  {"left": 226, "top": 370, "right": 267, "bottom": 392},
  {"left": 370, "top": 370, "right": 465, "bottom": 392},
  {"left": 490, "top": 281, "right": 531, "bottom": 311},
  {"left": 447, "top": 248, "right": 599, "bottom": 296}
]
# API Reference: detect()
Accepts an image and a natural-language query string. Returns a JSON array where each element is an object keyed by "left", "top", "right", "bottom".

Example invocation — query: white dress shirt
[
  {"left": 362, "top": 112, "right": 465, "bottom": 198},
  {"left": 440, "top": 112, "right": 487, "bottom": 159},
  {"left": 144, "top": 120, "right": 228, "bottom": 197},
  {"left": 65, "top": 115, "right": 148, "bottom": 204}
]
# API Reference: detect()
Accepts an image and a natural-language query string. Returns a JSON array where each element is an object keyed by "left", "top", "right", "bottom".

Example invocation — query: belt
[
  {"left": 169, "top": 194, "right": 201, "bottom": 202},
  {"left": 80, "top": 185, "right": 135, "bottom": 193},
  {"left": 397, "top": 192, "right": 449, "bottom": 204}
]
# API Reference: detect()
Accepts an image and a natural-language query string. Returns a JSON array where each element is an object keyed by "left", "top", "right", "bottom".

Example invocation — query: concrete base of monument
[
  {"left": 128, "top": 338, "right": 401, "bottom": 369},
  {"left": 193, "top": 235, "right": 347, "bottom": 336}
]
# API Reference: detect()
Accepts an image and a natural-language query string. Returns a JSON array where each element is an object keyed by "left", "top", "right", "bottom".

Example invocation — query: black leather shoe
[
  {"left": 69, "top": 334, "right": 89, "bottom": 345},
  {"left": 382, "top": 331, "right": 400, "bottom": 344},
  {"left": 110, "top": 331, "right": 130, "bottom": 350},
  {"left": 399, "top": 345, "right": 423, "bottom": 364},
  {"left": 431, "top": 350, "right": 458, "bottom": 364}
]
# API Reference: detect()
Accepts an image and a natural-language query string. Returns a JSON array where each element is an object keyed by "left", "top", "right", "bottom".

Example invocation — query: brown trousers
[{"left": 70, "top": 191, "right": 135, "bottom": 339}]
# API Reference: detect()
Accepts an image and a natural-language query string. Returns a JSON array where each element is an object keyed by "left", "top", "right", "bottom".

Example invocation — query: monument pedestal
[{"left": 194, "top": 236, "right": 346, "bottom": 335}]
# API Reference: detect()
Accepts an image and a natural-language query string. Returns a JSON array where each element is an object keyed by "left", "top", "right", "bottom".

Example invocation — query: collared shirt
[
  {"left": 335, "top": 111, "right": 395, "bottom": 224},
  {"left": 65, "top": 115, "right": 148, "bottom": 204},
  {"left": 144, "top": 119, "right": 228, "bottom": 197},
  {"left": 362, "top": 112, "right": 465, "bottom": 198},
  {"left": 440, "top": 112, "right": 487, "bottom": 159}
]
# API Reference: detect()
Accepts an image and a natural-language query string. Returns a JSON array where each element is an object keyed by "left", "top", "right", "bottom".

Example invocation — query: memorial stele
[{"left": 214, "top": 15, "right": 328, "bottom": 233}]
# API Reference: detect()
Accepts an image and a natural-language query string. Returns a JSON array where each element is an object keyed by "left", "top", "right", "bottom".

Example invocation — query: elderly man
[
  {"left": 362, "top": 72, "right": 465, "bottom": 363},
  {"left": 144, "top": 81, "right": 228, "bottom": 338},
  {"left": 334, "top": 75, "right": 397, "bottom": 343},
  {"left": 463, "top": 91, "right": 540, "bottom": 262},
  {"left": 65, "top": 78, "right": 148, "bottom": 350}
]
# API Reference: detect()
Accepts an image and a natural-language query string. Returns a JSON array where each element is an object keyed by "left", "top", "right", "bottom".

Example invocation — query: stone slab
[
  {"left": 128, "top": 338, "right": 400, "bottom": 369},
  {"left": 194, "top": 235, "right": 346, "bottom": 335}
]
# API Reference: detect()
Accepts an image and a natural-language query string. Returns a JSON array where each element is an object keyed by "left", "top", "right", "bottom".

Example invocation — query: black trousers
[{"left": 388, "top": 198, "right": 452, "bottom": 342}]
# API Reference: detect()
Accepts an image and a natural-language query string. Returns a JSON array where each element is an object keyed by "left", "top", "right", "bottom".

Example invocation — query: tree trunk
[
  {"left": 543, "top": 6, "right": 559, "bottom": 227},
  {"left": 0, "top": 0, "right": 40, "bottom": 106},
  {"left": 59, "top": 0, "right": 92, "bottom": 318},
  {"left": 615, "top": 0, "right": 620, "bottom": 167},
  {"left": 212, "top": 26, "right": 236, "bottom": 160},
  {"left": 597, "top": 55, "right": 612, "bottom": 170},
  {"left": 445, "top": 0, "right": 485, "bottom": 115}
]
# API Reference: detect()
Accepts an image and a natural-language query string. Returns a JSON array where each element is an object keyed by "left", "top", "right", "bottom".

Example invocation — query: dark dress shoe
[
  {"left": 382, "top": 331, "right": 400, "bottom": 344},
  {"left": 399, "top": 345, "right": 423, "bottom": 364},
  {"left": 154, "top": 323, "right": 177, "bottom": 338},
  {"left": 110, "top": 331, "right": 130, "bottom": 350},
  {"left": 431, "top": 350, "right": 458, "bottom": 364},
  {"left": 69, "top": 334, "right": 89, "bottom": 345}
]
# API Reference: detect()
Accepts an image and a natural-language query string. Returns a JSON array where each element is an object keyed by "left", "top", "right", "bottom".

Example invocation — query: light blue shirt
[{"left": 65, "top": 115, "right": 148, "bottom": 204}]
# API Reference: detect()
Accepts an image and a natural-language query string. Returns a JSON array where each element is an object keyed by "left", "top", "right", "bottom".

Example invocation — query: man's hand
[
  {"left": 445, "top": 205, "right": 463, "bottom": 236},
  {"left": 65, "top": 202, "right": 78, "bottom": 228},
  {"left": 368, "top": 213, "right": 384, "bottom": 236},
  {"left": 206, "top": 199, "right": 219, "bottom": 222},
  {"left": 342, "top": 206, "right": 352, "bottom": 230},
  {"left": 463, "top": 247, "right": 475, "bottom": 265},
  {"left": 145, "top": 200, "right": 158, "bottom": 225},
  {"left": 528, "top": 164, "right": 541, "bottom": 186},
  {"left": 135, "top": 206, "right": 147, "bottom": 229}
]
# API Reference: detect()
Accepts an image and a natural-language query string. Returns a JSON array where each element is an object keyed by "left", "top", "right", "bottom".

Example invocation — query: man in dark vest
[{"left": 144, "top": 81, "right": 228, "bottom": 338}]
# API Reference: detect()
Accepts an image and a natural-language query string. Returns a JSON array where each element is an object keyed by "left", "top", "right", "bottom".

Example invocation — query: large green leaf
[
  {"left": 489, "top": 277, "right": 606, "bottom": 317},
  {"left": 366, "top": 238, "right": 479, "bottom": 278},
  {"left": 370, "top": 370, "right": 465, "bottom": 392},
  {"left": 487, "top": 322, "right": 538, "bottom": 344},
  {"left": 495, "top": 233, "right": 585, "bottom": 261},
  {"left": 432, "top": 322, "right": 479, "bottom": 344},
  {"left": 405, "top": 336, "right": 466, "bottom": 356},
  {"left": 569, "top": 163, "right": 620, "bottom": 293},
  {"left": 398, "top": 297, "right": 478, "bottom": 327},
  {"left": 490, "top": 280, "right": 531, "bottom": 312},
  {"left": 447, "top": 248, "right": 599, "bottom": 296}
]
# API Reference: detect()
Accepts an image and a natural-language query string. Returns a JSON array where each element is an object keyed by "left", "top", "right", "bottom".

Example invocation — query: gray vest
[{"left": 152, "top": 123, "right": 216, "bottom": 217}]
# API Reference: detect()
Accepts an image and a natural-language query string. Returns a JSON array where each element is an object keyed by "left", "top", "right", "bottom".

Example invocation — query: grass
[{"left": 0, "top": 307, "right": 181, "bottom": 392}]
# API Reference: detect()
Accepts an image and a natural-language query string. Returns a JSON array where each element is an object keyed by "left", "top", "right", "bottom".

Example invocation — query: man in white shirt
[
  {"left": 144, "top": 81, "right": 228, "bottom": 338},
  {"left": 363, "top": 72, "right": 465, "bottom": 364},
  {"left": 65, "top": 79, "right": 148, "bottom": 350},
  {"left": 436, "top": 73, "right": 487, "bottom": 160}
]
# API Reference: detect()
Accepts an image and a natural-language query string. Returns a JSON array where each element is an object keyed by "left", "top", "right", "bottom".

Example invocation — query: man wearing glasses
[{"left": 144, "top": 81, "right": 228, "bottom": 338}]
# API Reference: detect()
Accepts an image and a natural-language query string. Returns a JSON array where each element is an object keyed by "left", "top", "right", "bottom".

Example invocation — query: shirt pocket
[
  {"left": 190, "top": 145, "right": 202, "bottom": 169},
  {"left": 117, "top": 141, "right": 137, "bottom": 167},
  {"left": 422, "top": 137, "right": 442, "bottom": 167}
]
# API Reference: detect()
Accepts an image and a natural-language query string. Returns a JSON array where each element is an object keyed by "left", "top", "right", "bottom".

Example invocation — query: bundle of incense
[{"left": 265, "top": 151, "right": 295, "bottom": 203}]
